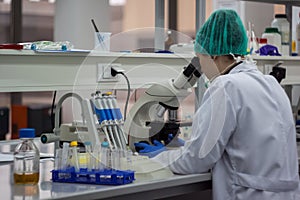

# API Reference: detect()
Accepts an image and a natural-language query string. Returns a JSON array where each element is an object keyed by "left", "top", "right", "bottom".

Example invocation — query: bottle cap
[
  {"left": 259, "top": 38, "right": 267, "bottom": 44},
  {"left": 101, "top": 141, "right": 109, "bottom": 148},
  {"left": 70, "top": 141, "right": 78, "bottom": 147},
  {"left": 19, "top": 128, "right": 35, "bottom": 138},
  {"left": 102, "top": 91, "right": 112, "bottom": 96},
  {"left": 265, "top": 27, "right": 279, "bottom": 34},
  {"left": 275, "top": 14, "right": 287, "bottom": 19}
]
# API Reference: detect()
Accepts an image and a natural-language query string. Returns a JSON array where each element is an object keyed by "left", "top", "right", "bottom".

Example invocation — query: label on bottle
[{"left": 281, "top": 31, "right": 290, "bottom": 45}]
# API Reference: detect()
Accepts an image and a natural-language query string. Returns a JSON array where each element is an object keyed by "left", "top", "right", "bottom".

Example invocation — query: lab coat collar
[{"left": 228, "top": 61, "right": 257, "bottom": 74}]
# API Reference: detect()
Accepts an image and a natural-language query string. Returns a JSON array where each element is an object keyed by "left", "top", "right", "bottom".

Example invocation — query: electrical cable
[
  {"left": 110, "top": 67, "right": 131, "bottom": 120},
  {"left": 51, "top": 90, "right": 57, "bottom": 130},
  {"left": 119, "top": 72, "right": 130, "bottom": 120}
]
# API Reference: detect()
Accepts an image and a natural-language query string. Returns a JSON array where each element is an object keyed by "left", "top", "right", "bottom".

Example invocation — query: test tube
[
  {"left": 54, "top": 149, "right": 62, "bottom": 170},
  {"left": 92, "top": 143, "right": 102, "bottom": 171},
  {"left": 111, "top": 149, "right": 121, "bottom": 170},
  {"left": 69, "top": 141, "right": 80, "bottom": 172},
  {"left": 124, "top": 149, "right": 133, "bottom": 170},
  {"left": 84, "top": 141, "right": 93, "bottom": 171},
  {"left": 106, "top": 149, "right": 112, "bottom": 170},
  {"left": 61, "top": 142, "right": 69, "bottom": 170},
  {"left": 100, "top": 141, "right": 110, "bottom": 170}
]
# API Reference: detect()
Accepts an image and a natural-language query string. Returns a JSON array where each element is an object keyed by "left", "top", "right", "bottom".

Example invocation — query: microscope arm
[{"left": 124, "top": 57, "right": 201, "bottom": 150}]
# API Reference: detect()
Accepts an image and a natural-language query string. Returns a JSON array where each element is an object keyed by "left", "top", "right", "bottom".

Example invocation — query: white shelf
[
  {"left": 252, "top": 55, "right": 300, "bottom": 85},
  {"left": 1, "top": 50, "right": 300, "bottom": 92},
  {"left": 253, "top": 55, "right": 300, "bottom": 71},
  {"left": 0, "top": 50, "right": 194, "bottom": 92}
]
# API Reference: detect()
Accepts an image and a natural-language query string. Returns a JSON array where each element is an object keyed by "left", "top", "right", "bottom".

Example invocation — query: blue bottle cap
[
  {"left": 19, "top": 128, "right": 35, "bottom": 138},
  {"left": 101, "top": 141, "right": 109, "bottom": 148}
]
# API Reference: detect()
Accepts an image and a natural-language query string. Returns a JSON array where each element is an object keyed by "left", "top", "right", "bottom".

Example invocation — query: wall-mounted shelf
[
  {"left": 0, "top": 50, "right": 194, "bottom": 92},
  {"left": 1, "top": 50, "right": 300, "bottom": 93}
]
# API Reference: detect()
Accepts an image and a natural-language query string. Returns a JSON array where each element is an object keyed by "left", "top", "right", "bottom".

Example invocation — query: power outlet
[{"left": 97, "top": 63, "right": 120, "bottom": 82}]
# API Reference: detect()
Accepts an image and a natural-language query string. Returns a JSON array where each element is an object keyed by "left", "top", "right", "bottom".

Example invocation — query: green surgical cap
[{"left": 194, "top": 9, "right": 248, "bottom": 56}]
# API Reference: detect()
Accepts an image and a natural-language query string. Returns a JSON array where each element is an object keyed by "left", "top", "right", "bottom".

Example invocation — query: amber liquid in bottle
[{"left": 14, "top": 172, "right": 39, "bottom": 184}]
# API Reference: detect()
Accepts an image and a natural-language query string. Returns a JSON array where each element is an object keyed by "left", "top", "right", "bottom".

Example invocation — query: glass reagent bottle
[{"left": 14, "top": 128, "right": 40, "bottom": 185}]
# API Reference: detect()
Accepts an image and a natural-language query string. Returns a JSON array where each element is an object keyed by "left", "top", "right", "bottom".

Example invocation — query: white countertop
[{"left": 0, "top": 139, "right": 211, "bottom": 200}]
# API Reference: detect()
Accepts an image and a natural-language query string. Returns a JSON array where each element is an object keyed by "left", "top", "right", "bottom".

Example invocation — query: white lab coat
[{"left": 152, "top": 61, "right": 300, "bottom": 200}]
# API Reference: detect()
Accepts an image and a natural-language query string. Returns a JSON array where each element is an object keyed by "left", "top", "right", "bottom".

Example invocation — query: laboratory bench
[{"left": 0, "top": 139, "right": 212, "bottom": 200}]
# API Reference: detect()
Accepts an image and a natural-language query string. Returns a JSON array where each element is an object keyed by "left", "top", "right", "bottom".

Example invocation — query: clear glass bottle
[{"left": 14, "top": 128, "right": 40, "bottom": 185}]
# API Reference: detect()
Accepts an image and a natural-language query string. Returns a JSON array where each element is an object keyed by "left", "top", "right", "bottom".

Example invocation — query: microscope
[{"left": 124, "top": 57, "right": 201, "bottom": 151}]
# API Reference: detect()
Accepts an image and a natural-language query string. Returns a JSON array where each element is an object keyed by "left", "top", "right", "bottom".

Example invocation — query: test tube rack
[{"left": 52, "top": 167, "right": 135, "bottom": 185}]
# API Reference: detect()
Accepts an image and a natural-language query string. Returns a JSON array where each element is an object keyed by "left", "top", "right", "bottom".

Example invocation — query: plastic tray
[{"left": 52, "top": 167, "right": 135, "bottom": 185}]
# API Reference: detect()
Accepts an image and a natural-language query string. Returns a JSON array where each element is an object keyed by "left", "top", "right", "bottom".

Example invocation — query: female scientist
[{"left": 135, "top": 9, "right": 299, "bottom": 199}]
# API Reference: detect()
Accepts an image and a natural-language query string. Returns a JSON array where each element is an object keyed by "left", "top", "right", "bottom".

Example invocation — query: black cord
[
  {"left": 119, "top": 72, "right": 130, "bottom": 120},
  {"left": 51, "top": 91, "right": 57, "bottom": 130}
]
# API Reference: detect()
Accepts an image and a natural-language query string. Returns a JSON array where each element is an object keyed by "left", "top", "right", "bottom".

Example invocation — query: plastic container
[
  {"left": 271, "top": 14, "right": 290, "bottom": 55},
  {"left": 13, "top": 128, "right": 40, "bottom": 185},
  {"left": 262, "top": 27, "right": 282, "bottom": 53}
]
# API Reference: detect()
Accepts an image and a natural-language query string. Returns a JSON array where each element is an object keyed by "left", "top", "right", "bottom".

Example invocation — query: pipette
[
  {"left": 110, "top": 96, "right": 128, "bottom": 144},
  {"left": 106, "top": 96, "right": 127, "bottom": 149},
  {"left": 103, "top": 96, "right": 123, "bottom": 149},
  {"left": 93, "top": 94, "right": 114, "bottom": 149},
  {"left": 99, "top": 96, "right": 118, "bottom": 148}
]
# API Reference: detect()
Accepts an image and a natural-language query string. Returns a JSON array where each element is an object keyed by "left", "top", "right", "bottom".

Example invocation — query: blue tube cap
[
  {"left": 19, "top": 128, "right": 35, "bottom": 138},
  {"left": 101, "top": 141, "right": 109, "bottom": 148}
]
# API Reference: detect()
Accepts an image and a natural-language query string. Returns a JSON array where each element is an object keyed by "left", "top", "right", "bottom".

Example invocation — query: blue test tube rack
[{"left": 52, "top": 167, "right": 135, "bottom": 185}]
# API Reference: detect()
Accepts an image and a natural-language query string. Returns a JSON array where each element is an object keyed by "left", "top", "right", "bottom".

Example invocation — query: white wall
[
  {"left": 54, "top": 0, "right": 110, "bottom": 50},
  {"left": 213, "top": 0, "right": 274, "bottom": 37}
]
